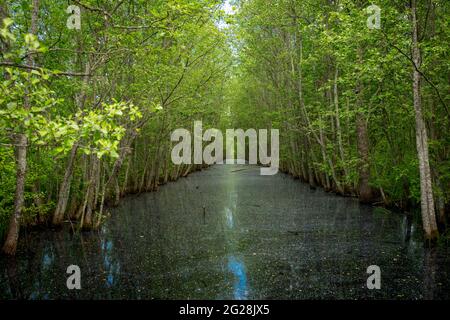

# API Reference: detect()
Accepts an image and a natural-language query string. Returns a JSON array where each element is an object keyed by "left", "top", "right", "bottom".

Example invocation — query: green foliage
[
  {"left": 0, "top": 148, "right": 15, "bottom": 240},
  {"left": 0, "top": 0, "right": 448, "bottom": 244},
  {"left": 228, "top": 0, "right": 449, "bottom": 216},
  {"left": 0, "top": 0, "right": 230, "bottom": 239}
]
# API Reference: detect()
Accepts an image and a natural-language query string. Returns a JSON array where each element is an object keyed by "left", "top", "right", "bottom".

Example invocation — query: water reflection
[
  {"left": 423, "top": 248, "right": 438, "bottom": 300},
  {"left": 42, "top": 251, "right": 54, "bottom": 270},
  {"left": 101, "top": 239, "right": 120, "bottom": 288},
  {"left": 227, "top": 256, "right": 248, "bottom": 300},
  {"left": 225, "top": 208, "right": 234, "bottom": 229},
  {"left": 222, "top": 166, "right": 249, "bottom": 299}
]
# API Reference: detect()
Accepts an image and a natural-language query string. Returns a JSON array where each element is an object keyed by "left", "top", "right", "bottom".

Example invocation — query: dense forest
[
  {"left": 0, "top": 0, "right": 231, "bottom": 255},
  {"left": 0, "top": 0, "right": 449, "bottom": 257}
]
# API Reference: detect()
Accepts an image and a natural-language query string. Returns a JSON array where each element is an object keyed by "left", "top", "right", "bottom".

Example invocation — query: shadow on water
[{"left": 1, "top": 164, "right": 450, "bottom": 299}]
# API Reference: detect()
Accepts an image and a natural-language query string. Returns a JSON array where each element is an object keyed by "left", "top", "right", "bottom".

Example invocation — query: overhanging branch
[{"left": 0, "top": 62, "right": 91, "bottom": 77}]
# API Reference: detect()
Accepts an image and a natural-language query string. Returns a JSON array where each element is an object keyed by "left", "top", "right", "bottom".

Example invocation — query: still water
[{"left": 1, "top": 164, "right": 450, "bottom": 299}]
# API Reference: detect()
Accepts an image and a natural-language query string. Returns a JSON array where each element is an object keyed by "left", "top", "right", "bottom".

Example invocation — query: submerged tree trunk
[
  {"left": 52, "top": 143, "right": 79, "bottom": 225},
  {"left": 79, "top": 155, "right": 99, "bottom": 230},
  {"left": 411, "top": 0, "right": 438, "bottom": 241},
  {"left": 3, "top": 135, "right": 27, "bottom": 255}
]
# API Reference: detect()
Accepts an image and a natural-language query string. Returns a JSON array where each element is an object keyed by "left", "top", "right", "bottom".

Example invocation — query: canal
[{"left": 1, "top": 164, "right": 450, "bottom": 299}]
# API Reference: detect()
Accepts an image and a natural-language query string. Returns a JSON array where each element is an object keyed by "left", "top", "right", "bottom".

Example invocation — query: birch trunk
[{"left": 411, "top": 0, "right": 438, "bottom": 240}]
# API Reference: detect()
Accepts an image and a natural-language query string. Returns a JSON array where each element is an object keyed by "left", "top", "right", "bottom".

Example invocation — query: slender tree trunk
[
  {"left": 334, "top": 66, "right": 348, "bottom": 179},
  {"left": 121, "top": 156, "right": 130, "bottom": 196},
  {"left": 162, "top": 144, "right": 170, "bottom": 184},
  {"left": 3, "top": 135, "right": 27, "bottom": 255},
  {"left": 411, "top": 0, "right": 438, "bottom": 240},
  {"left": 318, "top": 116, "right": 331, "bottom": 191},
  {"left": 355, "top": 47, "right": 373, "bottom": 203},
  {"left": 356, "top": 111, "right": 372, "bottom": 203},
  {"left": 101, "top": 130, "right": 138, "bottom": 202},
  {"left": 52, "top": 58, "right": 90, "bottom": 225},
  {"left": 52, "top": 143, "right": 79, "bottom": 224},
  {"left": 3, "top": 0, "right": 39, "bottom": 255},
  {"left": 80, "top": 155, "right": 99, "bottom": 229},
  {"left": 31, "top": 181, "right": 44, "bottom": 224}
]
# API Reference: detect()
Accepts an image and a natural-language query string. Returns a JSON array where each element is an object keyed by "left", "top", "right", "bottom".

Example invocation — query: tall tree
[
  {"left": 2, "top": 0, "right": 39, "bottom": 255},
  {"left": 411, "top": 0, "right": 438, "bottom": 240}
]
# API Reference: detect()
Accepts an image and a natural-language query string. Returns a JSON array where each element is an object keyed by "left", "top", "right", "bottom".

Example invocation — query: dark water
[{"left": 1, "top": 164, "right": 450, "bottom": 299}]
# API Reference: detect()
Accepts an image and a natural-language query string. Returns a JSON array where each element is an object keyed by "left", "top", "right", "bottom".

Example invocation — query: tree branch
[
  {"left": 381, "top": 29, "right": 449, "bottom": 117},
  {"left": 0, "top": 62, "right": 91, "bottom": 77},
  {"left": 72, "top": 0, "right": 113, "bottom": 20}
]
